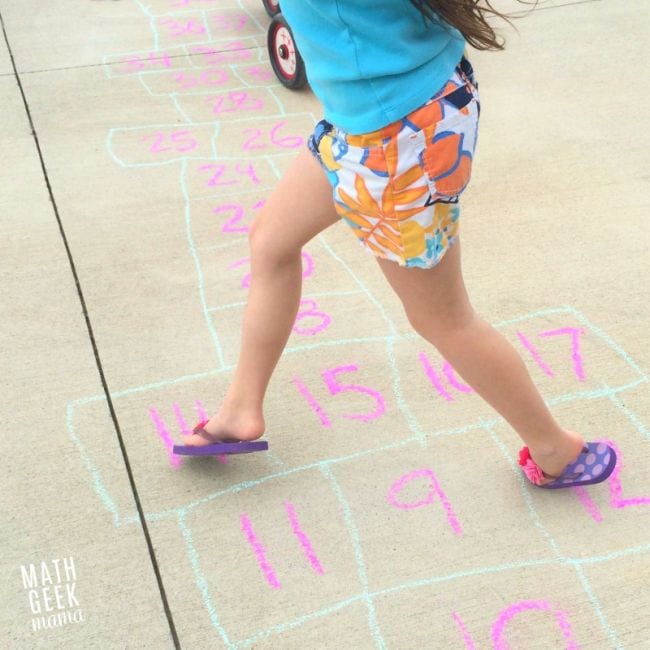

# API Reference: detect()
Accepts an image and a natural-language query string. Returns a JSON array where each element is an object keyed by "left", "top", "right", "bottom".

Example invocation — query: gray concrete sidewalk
[{"left": 1, "top": 0, "right": 648, "bottom": 647}]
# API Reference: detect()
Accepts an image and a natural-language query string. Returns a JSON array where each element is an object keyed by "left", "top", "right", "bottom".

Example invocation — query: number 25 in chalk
[{"left": 141, "top": 130, "right": 198, "bottom": 154}]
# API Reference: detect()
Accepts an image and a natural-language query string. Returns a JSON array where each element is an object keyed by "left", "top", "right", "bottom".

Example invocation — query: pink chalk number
[
  {"left": 199, "top": 162, "right": 260, "bottom": 187},
  {"left": 517, "top": 326, "right": 586, "bottom": 382},
  {"left": 244, "top": 66, "right": 274, "bottom": 83},
  {"left": 419, "top": 352, "right": 473, "bottom": 402},
  {"left": 539, "top": 327, "right": 585, "bottom": 382},
  {"left": 149, "top": 400, "right": 228, "bottom": 468},
  {"left": 229, "top": 250, "right": 314, "bottom": 289},
  {"left": 175, "top": 69, "right": 229, "bottom": 90},
  {"left": 160, "top": 19, "right": 206, "bottom": 37},
  {"left": 517, "top": 331, "right": 555, "bottom": 378},
  {"left": 240, "top": 502, "right": 323, "bottom": 589},
  {"left": 387, "top": 469, "right": 462, "bottom": 535},
  {"left": 322, "top": 365, "right": 386, "bottom": 422},
  {"left": 213, "top": 14, "right": 248, "bottom": 32},
  {"left": 292, "top": 299, "right": 332, "bottom": 336},
  {"left": 575, "top": 439, "right": 650, "bottom": 522},
  {"left": 242, "top": 122, "right": 304, "bottom": 151},
  {"left": 215, "top": 204, "right": 248, "bottom": 234},
  {"left": 294, "top": 364, "right": 386, "bottom": 427},
  {"left": 215, "top": 199, "right": 264, "bottom": 235},
  {"left": 209, "top": 91, "right": 264, "bottom": 114},
  {"left": 492, "top": 600, "right": 579, "bottom": 650},
  {"left": 421, "top": 324, "right": 588, "bottom": 401},
  {"left": 142, "top": 130, "right": 198, "bottom": 154},
  {"left": 452, "top": 601, "right": 579, "bottom": 649},
  {"left": 121, "top": 52, "right": 171, "bottom": 73}
]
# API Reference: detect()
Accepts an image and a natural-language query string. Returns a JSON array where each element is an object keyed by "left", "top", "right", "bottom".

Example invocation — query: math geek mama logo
[{"left": 20, "top": 557, "right": 84, "bottom": 631}]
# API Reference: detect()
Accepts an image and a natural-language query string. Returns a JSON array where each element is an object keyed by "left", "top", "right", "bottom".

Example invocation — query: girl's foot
[
  {"left": 182, "top": 404, "right": 265, "bottom": 448},
  {"left": 526, "top": 429, "right": 586, "bottom": 485}
]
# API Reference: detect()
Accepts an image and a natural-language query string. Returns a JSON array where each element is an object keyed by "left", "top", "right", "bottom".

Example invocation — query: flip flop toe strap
[
  {"left": 192, "top": 421, "right": 241, "bottom": 444},
  {"left": 193, "top": 427, "right": 221, "bottom": 443}
]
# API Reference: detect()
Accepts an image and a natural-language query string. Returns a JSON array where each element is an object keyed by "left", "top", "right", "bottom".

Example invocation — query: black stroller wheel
[
  {"left": 262, "top": 0, "right": 281, "bottom": 18},
  {"left": 267, "top": 15, "right": 307, "bottom": 90}
]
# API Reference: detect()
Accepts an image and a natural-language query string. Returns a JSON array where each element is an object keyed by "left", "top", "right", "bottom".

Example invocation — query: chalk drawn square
[
  {"left": 138, "top": 65, "right": 243, "bottom": 97},
  {"left": 183, "top": 156, "right": 279, "bottom": 199},
  {"left": 494, "top": 307, "right": 645, "bottom": 400},
  {"left": 581, "top": 552, "right": 650, "bottom": 649},
  {"left": 181, "top": 468, "right": 363, "bottom": 643},
  {"left": 372, "top": 564, "right": 610, "bottom": 648},
  {"left": 174, "top": 87, "right": 282, "bottom": 123},
  {"left": 197, "top": 239, "right": 357, "bottom": 309},
  {"left": 67, "top": 381, "right": 287, "bottom": 522},
  {"left": 391, "top": 307, "right": 647, "bottom": 440},
  {"left": 391, "top": 336, "right": 498, "bottom": 436},
  {"left": 108, "top": 123, "right": 217, "bottom": 167},
  {"left": 212, "top": 291, "right": 390, "bottom": 367},
  {"left": 188, "top": 191, "right": 261, "bottom": 248},
  {"left": 103, "top": 46, "right": 189, "bottom": 78},
  {"left": 154, "top": 13, "right": 212, "bottom": 49},
  {"left": 205, "top": 8, "right": 265, "bottom": 42},
  {"left": 316, "top": 221, "right": 417, "bottom": 333},
  {"left": 264, "top": 340, "right": 415, "bottom": 469},
  {"left": 215, "top": 114, "right": 313, "bottom": 159},
  {"left": 329, "top": 431, "right": 559, "bottom": 595},
  {"left": 230, "top": 60, "right": 279, "bottom": 88},
  {"left": 501, "top": 394, "right": 650, "bottom": 560},
  {"left": 186, "top": 38, "right": 264, "bottom": 70}
]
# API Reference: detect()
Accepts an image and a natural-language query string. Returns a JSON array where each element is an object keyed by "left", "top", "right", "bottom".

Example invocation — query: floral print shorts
[{"left": 308, "top": 57, "right": 480, "bottom": 269}]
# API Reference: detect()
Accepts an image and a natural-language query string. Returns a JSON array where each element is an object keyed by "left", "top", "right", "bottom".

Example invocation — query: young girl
[{"left": 174, "top": 0, "right": 617, "bottom": 489}]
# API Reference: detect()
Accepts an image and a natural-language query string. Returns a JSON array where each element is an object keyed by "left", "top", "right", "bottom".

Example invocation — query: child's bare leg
[
  {"left": 376, "top": 240, "right": 585, "bottom": 480},
  {"left": 185, "top": 150, "right": 340, "bottom": 446}
]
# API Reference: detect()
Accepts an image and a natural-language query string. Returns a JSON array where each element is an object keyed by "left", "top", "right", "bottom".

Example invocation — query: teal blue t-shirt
[{"left": 280, "top": 0, "right": 466, "bottom": 134}]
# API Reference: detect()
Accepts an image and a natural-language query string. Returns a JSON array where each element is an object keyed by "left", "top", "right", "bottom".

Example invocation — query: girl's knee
[
  {"left": 406, "top": 302, "right": 476, "bottom": 345},
  {"left": 248, "top": 216, "right": 301, "bottom": 267}
]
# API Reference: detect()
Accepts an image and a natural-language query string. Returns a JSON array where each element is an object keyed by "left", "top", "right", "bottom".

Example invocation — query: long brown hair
[{"left": 410, "top": 0, "right": 537, "bottom": 51}]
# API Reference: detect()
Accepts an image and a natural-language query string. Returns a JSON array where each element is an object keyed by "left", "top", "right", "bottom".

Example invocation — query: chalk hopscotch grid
[
  {"left": 134, "top": 55, "right": 275, "bottom": 98},
  {"left": 170, "top": 375, "right": 650, "bottom": 650},
  {"left": 106, "top": 113, "right": 313, "bottom": 169},
  {"left": 132, "top": 1, "right": 268, "bottom": 53},
  {"left": 78, "top": 0, "right": 650, "bottom": 646},
  {"left": 169, "top": 88, "right": 288, "bottom": 126},
  {"left": 65, "top": 276, "right": 650, "bottom": 648},
  {"left": 102, "top": 44, "right": 270, "bottom": 82},
  {"left": 65, "top": 297, "right": 649, "bottom": 528}
]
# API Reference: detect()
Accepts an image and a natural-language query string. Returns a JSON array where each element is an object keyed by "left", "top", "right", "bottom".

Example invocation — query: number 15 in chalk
[{"left": 293, "top": 365, "right": 387, "bottom": 428}]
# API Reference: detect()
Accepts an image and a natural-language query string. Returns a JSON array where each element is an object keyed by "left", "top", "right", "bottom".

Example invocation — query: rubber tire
[
  {"left": 267, "top": 15, "right": 308, "bottom": 90},
  {"left": 262, "top": 0, "right": 281, "bottom": 18}
]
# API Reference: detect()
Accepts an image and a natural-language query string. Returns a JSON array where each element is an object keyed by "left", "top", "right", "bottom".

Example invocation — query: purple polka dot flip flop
[
  {"left": 172, "top": 421, "right": 268, "bottom": 456},
  {"left": 518, "top": 441, "right": 617, "bottom": 489}
]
